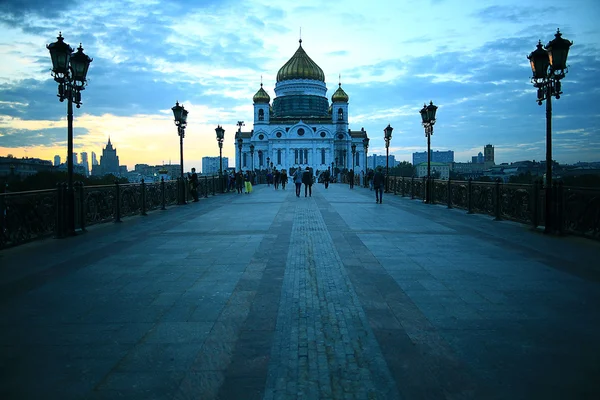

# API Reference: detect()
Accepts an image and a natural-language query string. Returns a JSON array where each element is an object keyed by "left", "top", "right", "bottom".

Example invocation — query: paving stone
[{"left": 1, "top": 184, "right": 599, "bottom": 399}]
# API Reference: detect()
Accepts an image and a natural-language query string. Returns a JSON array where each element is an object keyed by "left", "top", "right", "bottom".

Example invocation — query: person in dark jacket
[
  {"left": 281, "top": 170, "right": 288, "bottom": 190},
  {"left": 188, "top": 168, "right": 199, "bottom": 202},
  {"left": 302, "top": 167, "right": 313, "bottom": 197},
  {"left": 373, "top": 166, "right": 385, "bottom": 203},
  {"left": 235, "top": 171, "right": 244, "bottom": 194},
  {"left": 323, "top": 169, "right": 330, "bottom": 189},
  {"left": 348, "top": 169, "right": 355, "bottom": 189}
]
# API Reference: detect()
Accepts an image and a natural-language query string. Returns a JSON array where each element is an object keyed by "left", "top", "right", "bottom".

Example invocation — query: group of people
[
  {"left": 190, "top": 165, "right": 386, "bottom": 203},
  {"left": 266, "top": 169, "right": 288, "bottom": 190}
]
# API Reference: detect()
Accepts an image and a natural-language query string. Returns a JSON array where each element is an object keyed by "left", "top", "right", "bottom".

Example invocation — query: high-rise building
[
  {"left": 80, "top": 152, "right": 89, "bottom": 176},
  {"left": 412, "top": 150, "right": 454, "bottom": 166},
  {"left": 484, "top": 144, "right": 494, "bottom": 165},
  {"left": 72, "top": 152, "right": 78, "bottom": 165},
  {"left": 201, "top": 157, "right": 230, "bottom": 175},
  {"left": 367, "top": 154, "right": 396, "bottom": 170},
  {"left": 93, "top": 137, "right": 120, "bottom": 176},
  {"left": 91, "top": 152, "right": 98, "bottom": 166},
  {"left": 53, "top": 155, "right": 60, "bottom": 166}
]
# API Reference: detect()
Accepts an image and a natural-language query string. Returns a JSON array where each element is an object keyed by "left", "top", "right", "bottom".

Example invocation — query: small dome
[
  {"left": 332, "top": 83, "right": 349, "bottom": 103},
  {"left": 276, "top": 40, "right": 325, "bottom": 82},
  {"left": 253, "top": 84, "right": 270, "bottom": 104}
]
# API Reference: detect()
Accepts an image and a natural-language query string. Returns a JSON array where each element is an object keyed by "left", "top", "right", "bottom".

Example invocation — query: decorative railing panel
[
  {"left": 83, "top": 185, "right": 116, "bottom": 225},
  {"left": 563, "top": 186, "right": 600, "bottom": 238},
  {"left": 450, "top": 180, "right": 469, "bottom": 209},
  {"left": 0, "top": 189, "right": 57, "bottom": 248},
  {"left": 500, "top": 184, "right": 532, "bottom": 224}
]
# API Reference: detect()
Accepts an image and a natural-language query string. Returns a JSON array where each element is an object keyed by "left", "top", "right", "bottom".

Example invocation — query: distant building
[
  {"left": 0, "top": 156, "right": 53, "bottom": 178},
  {"left": 80, "top": 152, "right": 89, "bottom": 177},
  {"left": 201, "top": 157, "right": 230, "bottom": 175},
  {"left": 367, "top": 154, "right": 396, "bottom": 170},
  {"left": 53, "top": 155, "right": 60, "bottom": 166},
  {"left": 416, "top": 162, "right": 450, "bottom": 180},
  {"left": 412, "top": 150, "right": 454, "bottom": 166},
  {"left": 484, "top": 144, "right": 495, "bottom": 167},
  {"left": 94, "top": 137, "right": 120, "bottom": 176},
  {"left": 91, "top": 152, "right": 98, "bottom": 166},
  {"left": 72, "top": 152, "right": 78, "bottom": 165},
  {"left": 452, "top": 162, "right": 485, "bottom": 178}
]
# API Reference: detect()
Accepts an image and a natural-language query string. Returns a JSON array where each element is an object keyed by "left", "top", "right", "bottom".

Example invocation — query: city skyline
[{"left": 0, "top": 0, "right": 599, "bottom": 171}]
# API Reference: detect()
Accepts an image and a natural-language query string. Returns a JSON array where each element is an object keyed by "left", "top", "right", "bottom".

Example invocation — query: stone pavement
[{"left": 1, "top": 182, "right": 600, "bottom": 399}]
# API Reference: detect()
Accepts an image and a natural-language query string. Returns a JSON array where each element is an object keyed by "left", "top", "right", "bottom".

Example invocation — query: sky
[{"left": 0, "top": 0, "right": 599, "bottom": 172}]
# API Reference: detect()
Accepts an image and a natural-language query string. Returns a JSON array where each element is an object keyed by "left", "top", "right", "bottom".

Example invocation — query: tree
[{"left": 390, "top": 161, "right": 415, "bottom": 177}]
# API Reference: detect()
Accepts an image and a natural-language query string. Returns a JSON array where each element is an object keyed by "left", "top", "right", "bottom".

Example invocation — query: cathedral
[{"left": 235, "top": 40, "right": 369, "bottom": 176}]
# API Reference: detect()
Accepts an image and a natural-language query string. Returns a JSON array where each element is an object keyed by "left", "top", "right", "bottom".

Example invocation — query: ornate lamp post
[
  {"left": 47, "top": 32, "right": 92, "bottom": 236},
  {"left": 172, "top": 101, "right": 188, "bottom": 205},
  {"left": 249, "top": 144, "right": 255, "bottom": 173},
  {"left": 363, "top": 137, "right": 370, "bottom": 187},
  {"left": 267, "top": 156, "right": 270, "bottom": 172},
  {"left": 384, "top": 124, "right": 393, "bottom": 193},
  {"left": 351, "top": 143, "right": 356, "bottom": 169},
  {"left": 215, "top": 125, "right": 225, "bottom": 192},
  {"left": 528, "top": 29, "right": 572, "bottom": 234},
  {"left": 237, "top": 138, "right": 243, "bottom": 171},
  {"left": 419, "top": 101, "right": 438, "bottom": 203}
]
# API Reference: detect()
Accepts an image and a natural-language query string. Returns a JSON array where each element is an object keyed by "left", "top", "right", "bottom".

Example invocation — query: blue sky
[{"left": 0, "top": 0, "right": 599, "bottom": 170}]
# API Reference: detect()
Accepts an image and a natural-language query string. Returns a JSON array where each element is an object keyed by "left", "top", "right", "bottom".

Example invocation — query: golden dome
[
  {"left": 331, "top": 83, "right": 349, "bottom": 103},
  {"left": 276, "top": 40, "right": 325, "bottom": 82},
  {"left": 253, "top": 84, "right": 270, "bottom": 104}
]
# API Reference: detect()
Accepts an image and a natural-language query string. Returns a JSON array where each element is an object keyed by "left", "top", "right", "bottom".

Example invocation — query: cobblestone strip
[{"left": 264, "top": 201, "right": 401, "bottom": 400}]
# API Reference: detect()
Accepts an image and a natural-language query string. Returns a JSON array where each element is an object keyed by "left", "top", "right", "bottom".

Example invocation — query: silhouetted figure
[
  {"left": 293, "top": 168, "right": 303, "bottom": 197},
  {"left": 348, "top": 169, "right": 355, "bottom": 189},
  {"left": 373, "top": 166, "right": 384, "bottom": 203},
  {"left": 235, "top": 171, "right": 244, "bottom": 194},
  {"left": 302, "top": 167, "right": 313, "bottom": 197},
  {"left": 323, "top": 169, "right": 330, "bottom": 189},
  {"left": 281, "top": 170, "right": 287, "bottom": 190},
  {"left": 188, "top": 168, "right": 199, "bottom": 202}
]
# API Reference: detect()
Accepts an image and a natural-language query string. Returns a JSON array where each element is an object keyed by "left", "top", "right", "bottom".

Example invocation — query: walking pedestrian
[
  {"left": 293, "top": 167, "right": 303, "bottom": 197},
  {"left": 281, "top": 170, "right": 287, "bottom": 190},
  {"left": 235, "top": 171, "right": 244, "bottom": 194},
  {"left": 348, "top": 169, "right": 355, "bottom": 189},
  {"left": 273, "top": 169, "right": 280, "bottom": 190},
  {"left": 244, "top": 171, "right": 253, "bottom": 194},
  {"left": 302, "top": 167, "right": 313, "bottom": 197},
  {"left": 323, "top": 169, "right": 330, "bottom": 189},
  {"left": 188, "top": 167, "right": 199, "bottom": 202},
  {"left": 373, "top": 166, "right": 385, "bottom": 203}
]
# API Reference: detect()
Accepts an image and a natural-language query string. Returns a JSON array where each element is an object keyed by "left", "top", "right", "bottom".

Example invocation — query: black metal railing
[
  {"left": 0, "top": 175, "right": 228, "bottom": 249},
  {"left": 387, "top": 176, "right": 600, "bottom": 240}
]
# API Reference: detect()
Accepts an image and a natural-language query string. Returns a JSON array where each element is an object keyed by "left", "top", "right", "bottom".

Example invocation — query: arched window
[
  {"left": 321, "top": 148, "right": 325, "bottom": 164},
  {"left": 337, "top": 108, "right": 344, "bottom": 121},
  {"left": 258, "top": 109, "right": 264, "bottom": 121}
]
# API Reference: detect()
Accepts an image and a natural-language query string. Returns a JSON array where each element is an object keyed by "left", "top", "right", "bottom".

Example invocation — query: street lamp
[
  {"left": 172, "top": 101, "right": 188, "bottom": 204},
  {"left": 267, "top": 157, "right": 270, "bottom": 172},
  {"left": 528, "top": 29, "right": 572, "bottom": 234},
  {"left": 351, "top": 143, "right": 356, "bottom": 169},
  {"left": 215, "top": 125, "right": 225, "bottom": 192},
  {"left": 384, "top": 124, "right": 393, "bottom": 193},
  {"left": 249, "top": 144, "right": 255, "bottom": 172},
  {"left": 363, "top": 137, "right": 369, "bottom": 187},
  {"left": 237, "top": 138, "right": 243, "bottom": 171},
  {"left": 47, "top": 32, "right": 92, "bottom": 236},
  {"left": 419, "top": 101, "right": 438, "bottom": 203}
]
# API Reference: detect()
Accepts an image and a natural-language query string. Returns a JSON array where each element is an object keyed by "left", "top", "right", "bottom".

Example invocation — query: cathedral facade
[{"left": 235, "top": 40, "right": 369, "bottom": 176}]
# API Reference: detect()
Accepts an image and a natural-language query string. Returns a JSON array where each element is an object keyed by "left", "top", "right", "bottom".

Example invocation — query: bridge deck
[{"left": 1, "top": 183, "right": 599, "bottom": 399}]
